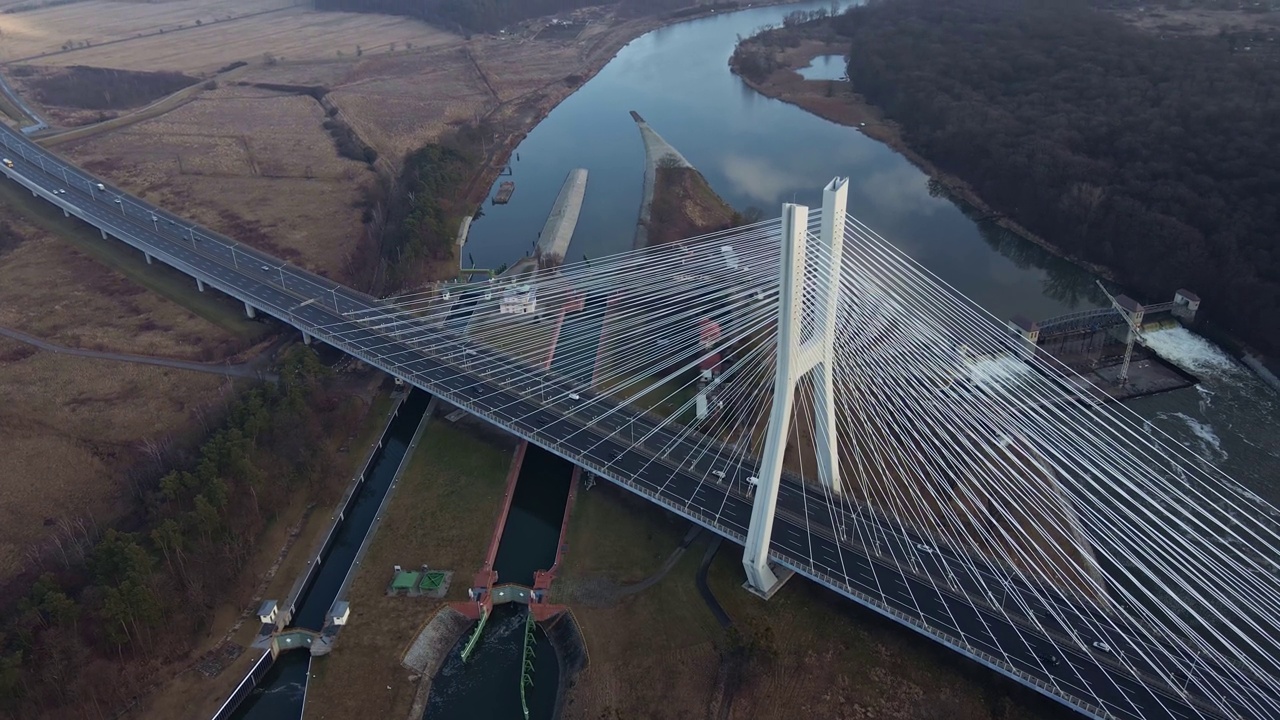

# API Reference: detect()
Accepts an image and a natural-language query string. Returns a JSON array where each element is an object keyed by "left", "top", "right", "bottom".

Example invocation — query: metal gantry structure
[{"left": 4, "top": 123, "right": 1280, "bottom": 720}]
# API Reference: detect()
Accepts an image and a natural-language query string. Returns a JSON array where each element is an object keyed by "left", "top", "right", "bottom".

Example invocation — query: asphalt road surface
[{"left": 1, "top": 125, "right": 1267, "bottom": 720}]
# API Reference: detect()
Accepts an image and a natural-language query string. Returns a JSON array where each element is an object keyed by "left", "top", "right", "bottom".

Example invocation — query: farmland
[
  {"left": 60, "top": 84, "right": 373, "bottom": 277},
  {"left": 0, "top": 0, "right": 459, "bottom": 72}
]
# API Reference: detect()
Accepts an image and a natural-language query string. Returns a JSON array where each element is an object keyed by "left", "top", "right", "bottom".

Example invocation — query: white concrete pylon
[{"left": 742, "top": 177, "right": 848, "bottom": 597}]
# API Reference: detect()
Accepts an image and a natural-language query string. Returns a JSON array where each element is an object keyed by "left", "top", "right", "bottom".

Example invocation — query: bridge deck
[{"left": 0, "top": 125, "right": 1259, "bottom": 720}]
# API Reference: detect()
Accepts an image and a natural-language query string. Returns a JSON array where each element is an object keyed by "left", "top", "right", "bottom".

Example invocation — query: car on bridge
[{"left": 2, "top": 158, "right": 12, "bottom": 168}]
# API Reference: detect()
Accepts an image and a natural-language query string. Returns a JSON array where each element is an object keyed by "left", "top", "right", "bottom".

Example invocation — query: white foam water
[
  {"left": 1157, "top": 411, "right": 1228, "bottom": 462},
  {"left": 1142, "top": 326, "right": 1250, "bottom": 381}
]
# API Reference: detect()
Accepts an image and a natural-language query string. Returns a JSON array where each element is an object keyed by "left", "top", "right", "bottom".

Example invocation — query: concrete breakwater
[
  {"left": 535, "top": 168, "right": 588, "bottom": 269},
  {"left": 631, "top": 110, "right": 692, "bottom": 250}
]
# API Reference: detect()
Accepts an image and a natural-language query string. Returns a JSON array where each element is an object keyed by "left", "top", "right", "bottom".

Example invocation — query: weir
[{"left": 1010, "top": 289, "right": 1202, "bottom": 403}]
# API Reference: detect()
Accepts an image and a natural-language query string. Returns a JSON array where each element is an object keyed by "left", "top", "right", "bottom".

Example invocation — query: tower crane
[{"left": 1095, "top": 281, "right": 1146, "bottom": 385}]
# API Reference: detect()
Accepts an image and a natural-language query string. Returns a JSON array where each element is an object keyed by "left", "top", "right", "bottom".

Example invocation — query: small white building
[
  {"left": 328, "top": 600, "right": 350, "bottom": 627},
  {"left": 499, "top": 284, "right": 537, "bottom": 315},
  {"left": 257, "top": 600, "right": 279, "bottom": 626}
]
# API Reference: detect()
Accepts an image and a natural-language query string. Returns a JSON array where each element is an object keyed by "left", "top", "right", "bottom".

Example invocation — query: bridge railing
[
  {"left": 0, "top": 140, "right": 1218, "bottom": 720},
  {"left": 209, "top": 650, "right": 273, "bottom": 720}
]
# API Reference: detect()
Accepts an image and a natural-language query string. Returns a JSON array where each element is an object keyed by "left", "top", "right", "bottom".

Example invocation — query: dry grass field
[
  {"left": 61, "top": 84, "right": 372, "bottom": 275},
  {"left": 0, "top": 339, "right": 228, "bottom": 579},
  {"left": 0, "top": 184, "right": 264, "bottom": 581},
  {"left": 324, "top": 47, "right": 493, "bottom": 165},
  {"left": 0, "top": 0, "right": 458, "bottom": 71},
  {"left": 0, "top": 214, "right": 251, "bottom": 359}
]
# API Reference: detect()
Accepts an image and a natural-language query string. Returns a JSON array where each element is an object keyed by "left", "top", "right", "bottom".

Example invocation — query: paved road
[
  {"left": 0, "top": 125, "right": 1269, "bottom": 720},
  {"left": 0, "top": 325, "right": 274, "bottom": 380}
]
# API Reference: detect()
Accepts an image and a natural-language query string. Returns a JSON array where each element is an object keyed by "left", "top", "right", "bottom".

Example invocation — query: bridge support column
[
  {"left": 62, "top": 208, "right": 69, "bottom": 218},
  {"left": 244, "top": 302, "right": 256, "bottom": 319},
  {"left": 100, "top": 228, "right": 107, "bottom": 239},
  {"left": 196, "top": 278, "right": 205, "bottom": 293},
  {"left": 302, "top": 331, "right": 312, "bottom": 345},
  {"left": 743, "top": 177, "right": 848, "bottom": 599},
  {"left": 144, "top": 252, "right": 152, "bottom": 265}
]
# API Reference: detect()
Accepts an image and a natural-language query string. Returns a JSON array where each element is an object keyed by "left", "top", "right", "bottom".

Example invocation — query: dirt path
[
  {"left": 567, "top": 524, "right": 701, "bottom": 607},
  {"left": 0, "top": 324, "right": 276, "bottom": 379}
]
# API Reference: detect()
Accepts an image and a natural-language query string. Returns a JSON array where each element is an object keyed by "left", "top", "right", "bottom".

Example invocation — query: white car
[
  {"left": 567, "top": 392, "right": 581, "bottom": 401},
  {"left": 915, "top": 543, "right": 936, "bottom": 554},
  {"left": 711, "top": 469, "right": 726, "bottom": 480},
  {"left": 1091, "top": 641, "right": 1112, "bottom": 653}
]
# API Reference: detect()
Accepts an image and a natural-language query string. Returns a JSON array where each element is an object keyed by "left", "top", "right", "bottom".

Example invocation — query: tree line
[
  {"left": 0, "top": 348, "right": 362, "bottom": 717},
  {"left": 826, "top": 0, "right": 1280, "bottom": 353},
  {"left": 312, "top": 0, "right": 606, "bottom": 34}
]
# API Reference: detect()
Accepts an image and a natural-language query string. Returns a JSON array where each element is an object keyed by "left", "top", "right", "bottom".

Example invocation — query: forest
[
  {"left": 312, "top": 0, "right": 607, "bottom": 33},
  {"left": 0, "top": 348, "right": 361, "bottom": 717},
  {"left": 831, "top": 0, "right": 1280, "bottom": 352},
  {"left": 382, "top": 137, "right": 477, "bottom": 285}
]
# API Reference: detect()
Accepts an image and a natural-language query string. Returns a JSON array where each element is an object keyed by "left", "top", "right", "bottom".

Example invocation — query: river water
[{"left": 467, "top": 0, "right": 1279, "bottom": 503}]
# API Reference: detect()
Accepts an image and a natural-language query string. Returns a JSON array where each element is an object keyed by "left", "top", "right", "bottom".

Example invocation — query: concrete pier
[
  {"left": 535, "top": 168, "right": 588, "bottom": 269},
  {"left": 631, "top": 110, "right": 692, "bottom": 250},
  {"left": 196, "top": 278, "right": 205, "bottom": 292},
  {"left": 244, "top": 302, "right": 256, "bottom": 319},
  {"left": 144, "top": 252, "right": 152, "bottom": 265}
]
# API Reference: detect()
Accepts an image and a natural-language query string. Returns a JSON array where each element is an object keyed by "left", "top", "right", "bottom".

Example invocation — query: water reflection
[
  {"left": 460, "top": 0, "right": 1276, "bottom": 498},
  {"left": 855, "top": 164, "right": 949, "bottom": 218}
]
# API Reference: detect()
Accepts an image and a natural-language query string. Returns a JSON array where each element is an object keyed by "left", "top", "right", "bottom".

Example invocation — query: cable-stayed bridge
[{"left": 3, "top": 126, "right": 1280, "bottom": 720}]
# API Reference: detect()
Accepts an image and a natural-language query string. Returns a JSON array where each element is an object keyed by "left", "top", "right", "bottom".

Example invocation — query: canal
[
  {"left": 493, "top": 446, "right": 574, "bottom": 587},
  {"left": 464, "top": 0, "right": 1279, "bottom": 503},
  {"left": 229, "top": 389, "right": 432, "bottom": 720}
]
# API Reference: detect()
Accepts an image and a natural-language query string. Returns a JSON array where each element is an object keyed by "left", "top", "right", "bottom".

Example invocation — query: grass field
[
  {"left": 60, "top": 84, "right": 372, "bottom": 276},
  {"left": 556, "top": 482, "right": 1070, "bottom": 720},
  {"left": 304, "top": 418, "right": 518, "bottom": 720},
  {"left": 0, "top": 337, "right": 229, "bottom": 579},
  {"left": 0, "top": 176, "right": 269, "bottom": 582},
  {"left": 0, "top": 0, "right": 458, "bottom": 71}
]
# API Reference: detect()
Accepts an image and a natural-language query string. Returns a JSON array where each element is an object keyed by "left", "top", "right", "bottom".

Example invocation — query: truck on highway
[{"left": 2, "top": 158, "right": 12, "bottom": 168}]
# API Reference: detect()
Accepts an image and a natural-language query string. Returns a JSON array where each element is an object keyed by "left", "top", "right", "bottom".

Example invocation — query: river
[{"left": 465, "top": 0, "right": 1279, "bottom": 504}]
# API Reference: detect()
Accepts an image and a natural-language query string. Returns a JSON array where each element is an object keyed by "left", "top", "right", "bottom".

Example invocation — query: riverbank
[
  {"left": 729, "top": 30, "right": 1118, "bottom": 283},
  {"left": 456, "top": 2, "right": 797, "bottom": 234},
  {"left": 729, "top": 19, "right": 1280, "bottom": 381}
]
